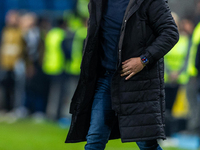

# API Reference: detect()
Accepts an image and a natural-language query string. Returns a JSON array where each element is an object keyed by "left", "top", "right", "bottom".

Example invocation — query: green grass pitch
[{"left": 0, "top": 119, "right": 186, "bottom": 150}]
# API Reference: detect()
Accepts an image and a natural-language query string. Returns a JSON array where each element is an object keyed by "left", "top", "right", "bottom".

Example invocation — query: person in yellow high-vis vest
[
  {"left": 43, "top": 19, "right": 72, "bottom": 120},
  {"left": 63, "top": 0, "right": 89, "bottom": 33},
  {"left": 187, "top": 20, "right": 200, "bottom": 133},
  {"left": 64, "top": 12, "right": 84, "bottom": 32},
  {"left": 63, "top": 19, "right": 87, "bottom": 118},
  {"left": 43, "top": 25, "right": 66, "bottom": 76},
  {"left": 165, "top": 35, "right": 190, "bottom": 86},
  {"left": 65, "top": 21, "right": 87, "bottom": 76},
  {"left": 76, "top": 0, "right": 90, "bottom": 18},
  {"left": 164, "top": 34, "right": 191, "bottom": 136},
  {"left": 164, "top": 13, "right": 192, "bottom": 136}
]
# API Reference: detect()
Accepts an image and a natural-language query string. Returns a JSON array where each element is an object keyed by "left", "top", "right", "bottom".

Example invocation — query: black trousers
[
  {"left": 1, "top": 71, "right": 15, "bottom": 111},
  {"left": 165, "top": 84, "right": 187, "bottom": 136}
]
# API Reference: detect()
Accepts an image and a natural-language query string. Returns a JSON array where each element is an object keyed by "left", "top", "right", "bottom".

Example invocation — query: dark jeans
[
  {"left": 165, "top": 84, "right": 180, "bottom": 136},
  {"left": 85, "top": 71, "right": 162, "bottom": 150},
  {"left": 165, "top": 84, "right": 179, "bottom": 111},
  {"left": 24, "top": 90, "right": 47, "bottom": 113},
  {"left": 1, "top": 71, "right": 15, "bottom": 111}
]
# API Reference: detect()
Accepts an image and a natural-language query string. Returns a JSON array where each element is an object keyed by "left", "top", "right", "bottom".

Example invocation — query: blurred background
[{"left": 0, "top": 0, "right": 200, "bottom": 150}]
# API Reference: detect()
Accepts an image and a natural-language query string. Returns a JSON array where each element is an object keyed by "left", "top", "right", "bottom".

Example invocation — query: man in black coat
[{"left": 66, "top": 0, "right": 179, "bottom": 149}]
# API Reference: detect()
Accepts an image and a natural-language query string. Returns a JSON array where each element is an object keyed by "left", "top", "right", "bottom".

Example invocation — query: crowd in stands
[{"left": 0, "top": 0, "right": 89, "bottom": 125}]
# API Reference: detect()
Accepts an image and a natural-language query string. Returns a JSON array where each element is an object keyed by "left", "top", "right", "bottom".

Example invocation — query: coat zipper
[
  {"left": 117, "top": 0, "right": 145, "bottom": 68},
  {"left": 118, "top": 49, "right": 122, "bottom": 68}
]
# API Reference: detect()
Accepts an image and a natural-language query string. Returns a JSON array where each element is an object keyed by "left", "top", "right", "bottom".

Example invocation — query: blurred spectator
[
  {"left": 194, "top": 0, "right": 200, "bottom": 25},
  {"left": 64, "top": 12, "right": 85, "bottom": 32},
  {"left": 18, "top": 13, "right": 50, "bottom": 120},
  {"left": 43, "top": 19, "right": 72, "bottom": 120},
  {"left": 195, "top": 26, "right": 200, "bottom": 76},
  {"left": 76, "top": 0, "right": 89, "bottom": 18},
  {"left": 63, "top": 18, "right": 87, "bottom": 119},
  {"left": 0, "top": 10, "right": 26, "bottom": 112},
  {"left": 191, "top": 20, "right": 200, "bottom": 133},
  {"left": 164, "top": 13, "right": 192, "bottom": 136},
  {"left": 38, "top": 17, "right": 52, "bottom": 40},
  {"left": 20, "top": 13, "right": 40, "bottom": 62},
  {"left": 186, "top": 15, "right": 200, "bottom": 134},
  {"left": 63, "top": 0, "right": 89, "bottom": 32}
]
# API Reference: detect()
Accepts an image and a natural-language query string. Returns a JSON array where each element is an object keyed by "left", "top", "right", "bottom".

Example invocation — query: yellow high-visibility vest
[
  {"left": 164, "top": 34, "right": 190, "bottom": 84},
  {"left": 42, "top": 28, "right": 66, "bottom": 75},
  {"left": 65, "top": 26, "right": 87, "bottom": 75},
  {"left": 64, "top": 12, "right": 84, "bottom": 32},
  {"left": 188, "top": 22, "right": 200, "bottom": 77},
  {"left": 77, "top": 0, "right": 89, "bottom": 18}
]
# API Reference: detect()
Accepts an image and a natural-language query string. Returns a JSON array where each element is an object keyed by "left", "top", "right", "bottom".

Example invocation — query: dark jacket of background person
[
  {"left": 196, "top": 44, "right": 200, "bottom": 74},
  {"left": 66, "top": 0, "right": 179, "bottom": 143},
  {"left": 195, "top": 23, "right": 200, "bottom": 74}
]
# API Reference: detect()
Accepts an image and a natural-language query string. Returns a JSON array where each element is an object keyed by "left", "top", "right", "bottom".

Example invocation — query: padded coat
[{"left": 66, "top": 0, "right": 179, "bottom": 143}]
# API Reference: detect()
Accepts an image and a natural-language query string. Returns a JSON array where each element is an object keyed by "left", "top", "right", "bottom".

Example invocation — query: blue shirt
[{"left": 100, "top": 0, "right": 130, "bottom": 71}]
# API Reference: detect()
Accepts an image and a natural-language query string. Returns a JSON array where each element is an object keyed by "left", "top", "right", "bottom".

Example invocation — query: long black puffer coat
[{"left": 66, "top": 0, "right": 179, "bottom": 143}]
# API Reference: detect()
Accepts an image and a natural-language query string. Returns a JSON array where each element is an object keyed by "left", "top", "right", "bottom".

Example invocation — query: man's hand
[{"left": 121, "top": 57, "right": 145, "bottom": 80}]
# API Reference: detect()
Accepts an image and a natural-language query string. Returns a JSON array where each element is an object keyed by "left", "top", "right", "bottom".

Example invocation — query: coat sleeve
[{"left": 143, "top": 0, "right": 179, "bottom": 66}]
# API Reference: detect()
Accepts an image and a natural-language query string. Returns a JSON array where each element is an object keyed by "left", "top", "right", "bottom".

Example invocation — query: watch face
[{"left": 141, "top": 57, "right": 148, "bottom": 64}]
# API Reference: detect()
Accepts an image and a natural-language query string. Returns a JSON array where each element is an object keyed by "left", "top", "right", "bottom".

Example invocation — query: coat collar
[
  {"left": 125, "top": 0, "right": 145, "bottom": 20},
  {"left": 92, "top": 0, "right": 145, "bottom": 23},
  {"left": 91, "top": 0, "right": 106, "bottom": 24}
]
